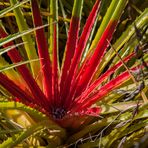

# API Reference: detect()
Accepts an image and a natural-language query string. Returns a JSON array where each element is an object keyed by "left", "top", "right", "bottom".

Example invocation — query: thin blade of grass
[
  {"left": 0, "top": 42, "right": 26, "bottom": 55},
  {"left": 10, "top": 0, "right": 41, "bottom": 87},
  {"left": 0, "top": 59, "right": 40, "bottom": 73},
  {"left": 0, "top": 0, "right": 30, "bottom": 17},
  {"left": 108, "top": 41, "right": 148, "bottom": 103},
  {"left": 0, "top": 23, "right": 51, "bottom": 47}
]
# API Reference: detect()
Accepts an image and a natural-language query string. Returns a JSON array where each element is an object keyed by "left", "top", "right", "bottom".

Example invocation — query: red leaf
[
  {"left": 52, "top": 24, "right": 59, "bottom": 106},
  {"left": 64, "top": 56, "right": 91, "bottom": 108},
  {"left": 62, "top": 0, "right": 101, "bottom": 106},
  {"left": 73, "top": 52, "right": 135, "bottom": 105},
  {"left": 80, "top": 107, "right": 101, "bottom": 117},
  {"left": 31, "top": 0, "right": 52, "bottom": 101},
  {"left": 72, "top": 69, "right": 133, "bottom": 112},
  {"left": 59, "top": 16, "right": 80, "bottom": 101},
  {"left": 74, "top": 20, "right": 118, "bottom": 98},
  {"left": 0, "top": 26, "right": 49, "bottom": 110},
  {"left": 0, "top": 73, "right": 33, "bottom": 104}
]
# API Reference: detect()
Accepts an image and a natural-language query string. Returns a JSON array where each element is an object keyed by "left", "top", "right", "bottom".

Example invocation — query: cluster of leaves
[{"left": 0, "top": 0, "right": 148, "bottom": 147}]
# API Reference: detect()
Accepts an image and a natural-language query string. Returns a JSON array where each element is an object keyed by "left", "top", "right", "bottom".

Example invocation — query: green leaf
[
  {"left": 89, "top": 0, "right": 128, "bottom": 51},
  {"left": 0, "top": 58, "right": 40, "bottom": 72},
  {"left": 9, "top": 0, "right": 40, "bottom": 79},
  {"left": 0, "top": 42, "right": 26, "bottom": 55},
  {"left": 0, "top": 23, "right": 50, "bottom": 47},
  {"left": 0, "top": 0, "right": 30, "bottom": 17},
  {"left": 0, "top": 120, "right": 66, "bottom": 147},
  {"left": 100, "top": 8, "right": 148, "bottom": 72},
  {"left": 0, "top": 101, "right": 47, "bottom": 120}
]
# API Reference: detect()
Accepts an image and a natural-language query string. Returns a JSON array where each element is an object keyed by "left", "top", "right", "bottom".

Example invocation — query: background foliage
[{"left": 0, "top": 0, "right": 148, "bottom": 147}]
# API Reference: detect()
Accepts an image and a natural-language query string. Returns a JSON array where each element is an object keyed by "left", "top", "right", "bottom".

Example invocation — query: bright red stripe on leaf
[
  {"left": 72, "top": 64, "right": 142, "bottom": 112},
  {"left": 31, "top": 0, "right": 52, "bottom": 101},
  {"left": 62, "top": 0, "right": 101, "bottom": 106},
  {"left": 71, "top": 70, "right": 130, "bottom": 113},
  {"left": 82, "top": 107, "right": 101, "bottom": 117},
  {"left": 64, "top": 56, "right": 91, "bottom": 108},
  {"left": 52, "top": 24, "right": 59, "bottom": 106},
  {"left": 0, "top": 73, "right": 50, "bottom": 112},
  {"left": 60, "top": 16, "right": 80, "bottom": 102},
  {"left": 0, "top": 73, "right": 33, "bottom": 103},
  {"left": 81, "top": 73, "right": 130, "bottom": 109},
  {"left": 74, "top": 20, "right": 118, "bottom": 98},
  {"left": 0, "top": 27, "right": 22, "bottom": 62},
  {"left": 0, "top": 26, "right": 49, "bottom": 110},
  {"left": 72, "top": 52, "right": 135, "bottom": 106}
]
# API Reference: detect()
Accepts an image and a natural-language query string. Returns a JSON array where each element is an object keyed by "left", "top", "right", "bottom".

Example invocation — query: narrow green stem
[
  {"left": 89, "top": 0, "right": 128, "bottom": 51},
  {"left": 10, "top": 0, "right": 42, "bottom": 88}
]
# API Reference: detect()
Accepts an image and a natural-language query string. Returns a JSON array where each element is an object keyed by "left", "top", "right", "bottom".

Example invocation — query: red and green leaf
[
  {"left": 60, "top": 0, "right": 84, "bottom": 101},
  {"left": 62, "top": 0, "right": 101, "bottom": 106},
  {"left": 0, "top": 25, "right": 48, "bottom": 110}
]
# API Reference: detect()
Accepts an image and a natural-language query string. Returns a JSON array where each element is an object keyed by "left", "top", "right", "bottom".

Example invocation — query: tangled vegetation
[{"left": 0, "top": 0, "right": 148, "bottom": 147}]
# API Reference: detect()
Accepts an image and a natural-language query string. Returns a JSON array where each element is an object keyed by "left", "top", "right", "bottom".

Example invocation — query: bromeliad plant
[{"left": 0, "top": 0, "right": 148, "bottom": 147}]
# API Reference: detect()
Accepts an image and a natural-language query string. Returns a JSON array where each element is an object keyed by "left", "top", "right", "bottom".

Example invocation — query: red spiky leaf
[
  {"left": 0, "top": 26, "right": 48, "bottom": 109},
  {"left": 62, "top": 0, "right": 101, "bottom": 106},
  {"left": 60, "top": 16, "right": 80, "bottom": 101},
  {"left": 31, "top": 0, "right": 52, "bottom": 101}
]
